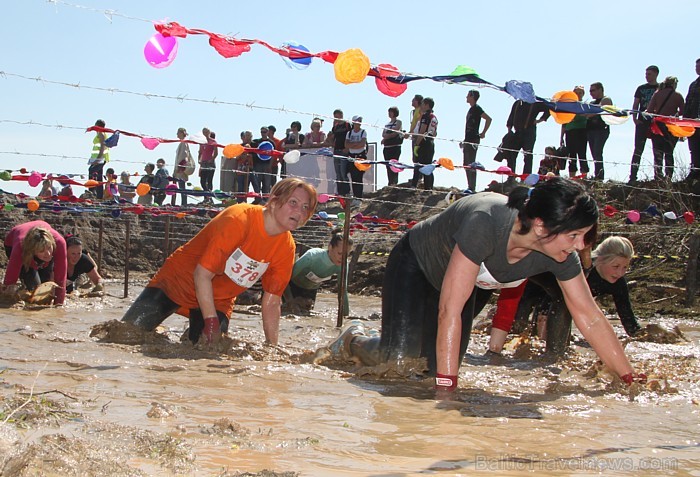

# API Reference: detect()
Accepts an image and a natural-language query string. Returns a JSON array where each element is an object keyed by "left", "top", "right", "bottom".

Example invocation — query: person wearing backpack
[
  {"left": 345, "top": 115, "right": 368, "bottom": 206},
  {"left": 87, "top": 119, "right": 110, "bottom": 200},
  {"left": 173, "top": 127, "right": 194, "bottom": 206}
]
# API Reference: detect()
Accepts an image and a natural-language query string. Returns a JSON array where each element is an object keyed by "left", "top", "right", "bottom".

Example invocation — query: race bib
[
  {"left": 305, "top": 271, "right": 331, "bottom": 284},
  {"left": 224, "top": 248, "right": 269, "bottom": 288},
  {"left": 475, "top": 263, "right": 525, "bottom": 290}
]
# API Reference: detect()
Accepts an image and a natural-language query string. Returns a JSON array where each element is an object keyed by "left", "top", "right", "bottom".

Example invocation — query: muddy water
[{"left": 1, "top": 281, "right": 699, "bottom": 476}]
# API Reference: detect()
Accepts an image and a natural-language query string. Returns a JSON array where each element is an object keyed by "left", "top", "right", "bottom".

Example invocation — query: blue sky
[{"left": 1, "top": 0, "right": 698, "bottom": 197}]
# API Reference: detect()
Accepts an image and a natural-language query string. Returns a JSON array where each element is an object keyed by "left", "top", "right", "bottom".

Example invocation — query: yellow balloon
[
  {"left": 334, "top": 48, "right": 371, "bottom": 85},
  {"left": 353, "top": 161, "right": 371, "bottom": 172}
]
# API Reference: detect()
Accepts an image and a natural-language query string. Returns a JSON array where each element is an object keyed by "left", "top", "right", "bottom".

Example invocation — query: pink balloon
[
  {"left": 496, "top": 165, "right": 513, "bottom": 175},
  {"left": 627, "top": 210, "right": 641, "bottom": 223},
  {"left": 141, "top": 137, "right": 161, "bottom": 150},
  {"left": 165, "top": 183, "right": 179, "bottom": 196},
  {"left": 317, "top": 193, "right": 330, "bottom": 204},
  {"left": 389, "top": 159, "right": 405, "bottom": 174},
  {"left": 28, "top": 171, "right": 42, "bottom": 187},
  {"left": 144, "top": 33, "right": 178, "bottom": 69},
  {"left": 375, "top": 63, "right": 408, "bottom": 98}
]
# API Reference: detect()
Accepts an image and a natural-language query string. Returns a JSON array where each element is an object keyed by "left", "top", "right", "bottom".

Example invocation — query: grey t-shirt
[{"left": 408, "top": 193, "right": 581, "bottom": 291}]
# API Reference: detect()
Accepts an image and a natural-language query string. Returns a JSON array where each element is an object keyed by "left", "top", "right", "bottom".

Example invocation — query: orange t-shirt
[{"left": 149, "top": 204, "right": 295, "bottom": 317}]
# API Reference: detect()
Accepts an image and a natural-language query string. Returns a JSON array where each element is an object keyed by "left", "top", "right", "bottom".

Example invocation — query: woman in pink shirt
[{"left": 3, "top": 220, "right": 67, "bottom": 305}]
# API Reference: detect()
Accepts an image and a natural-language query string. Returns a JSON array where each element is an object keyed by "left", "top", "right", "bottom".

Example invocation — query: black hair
[
  {"left": 591, "top": 82, "right": 604, "bottom": 93},
  {"left": 333, "top": 109, "right": 343, "bottom": 116},
  {"left": 468, "top": 90, "right": 480, "bottom": 101},
  {"left": 507, "top": 177, "right": 598, "bottom": 237},
  {"left": 290, "top": 121, "right": 302, "bottom": 131},
  {"left": 95, "top": 119, "right": 105, "bottom": 127},
  {"left": 106, "top": 168, "right": 115, "bottom": 175},
  {"left": 388, "top": 106, "right": 399, "bottom": 117},
  {"left": 209, "top": 131, "right": 216, "bottom": 139},
  {"left": 413, "top": 94, "right": 423, "bottom": 103},
  {"left": 422, "top": 97, "right": 435, "bottom": 111},
  {"left": 329, "top": 227, "right": 353, "bottom": 248},
  {"left": 66, "top": 236, "right": 83, "bottom": 248}
]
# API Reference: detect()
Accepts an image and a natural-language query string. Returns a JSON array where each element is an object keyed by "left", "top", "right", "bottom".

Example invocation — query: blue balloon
[
  {"left": 524, "top": 173, "right": 540, "bottom": 186},
  {"left": 281, "top": 41, "right": 312, "bottom": 70},
  {"left": 467, "top": 161, "right": 485, "bottom": 171},
  {"left": 505, "top": 80, "right": 536, "bottom": 103},
  {"left": 318, "top": 211, "right": 329, "bottom": 219},
  {"left": 316, "top": 147, "right": 334, "bottom": 157},
  {"left": 257, "top": 141, "right": 274, "bottom": 161},
  {"left": 419, "top": 164, "right": 436, "bottom": 175}
]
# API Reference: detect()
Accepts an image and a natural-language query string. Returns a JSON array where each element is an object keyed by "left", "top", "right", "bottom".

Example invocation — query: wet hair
[
  {"left": 468, "top": 90, "right": 480, "bottom": 101},
  {"left": 329, "top": 227, "right": 354, "bottom": 249},
  {"left": 290, "top": 121, "right": 302, "bottom": 131},
  {"left": 388, "top": 106, "right": 399, "bottom": 117},
  {"left": 267, "top": 177, "right": 318, "bottom": 226},
  {"left": 95, "top": 119, "right": 105, "bottom": 127},
  {"left": 422, "top": 97, "right": 435, "bottom": 110},
  {"left": 507, "top": 177, "right": 599, "bottom": 238},
  {"left": 592, "top": 236, "right": 634, "bottom": 265},
  {"left": 65, "top": 236, "right": 83, "bottom": 248},
  {"left": 22, "top": 226, "right": 56, "bottom": 269}
]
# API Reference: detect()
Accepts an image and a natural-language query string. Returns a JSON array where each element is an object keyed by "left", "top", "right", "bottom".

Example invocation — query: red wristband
[{"left": 435, "top": 373, "right": 458, "bottom": 391}]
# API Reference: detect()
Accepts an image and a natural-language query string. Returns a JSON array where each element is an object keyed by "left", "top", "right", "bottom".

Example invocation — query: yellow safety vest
[{"left": 89, "top": 133, "right": 110, "bottom": 164}]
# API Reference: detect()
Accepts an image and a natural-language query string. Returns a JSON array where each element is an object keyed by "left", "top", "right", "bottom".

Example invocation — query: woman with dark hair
[
  {"left": 283, "top": 228, "right": 354, "bottom": 315},
  {"left": 2, "top": 221, "right": 67, "bottom": 305},
  {"left": 65, "top": 236, "right": 103, "bottom": 295},
  {"left": 381, "top": 106, "right": 403, "bottom": 186},
  {"left": 122, "top": 178, "right": 317, "bottom": 346},
  {"left": 327, "top": 177, "right": 644, "bottom": 392}
]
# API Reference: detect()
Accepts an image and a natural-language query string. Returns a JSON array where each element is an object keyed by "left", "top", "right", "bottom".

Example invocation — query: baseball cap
[{"left": 352, "top": 115, "right": 362, "bottom": 122}]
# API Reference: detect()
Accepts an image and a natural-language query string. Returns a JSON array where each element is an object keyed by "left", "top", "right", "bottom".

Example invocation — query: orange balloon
[
  {"left": 83, "top": 179, "right": 99, "bottom": 189},
  {"left": 223, "top": 143, "right": 245, "bottom": 158},
  {"left": 175, "top": 212, "right": 186, "bottom": 219},
  {"left": 353, "top": 161, "right": 371, "bottom": 172},
  {"left": 334, "top": 48, "right": 371, "bottom": 85},
  {"left": 667, "top": 124, "right": 695, "bottom": 138},
  {"left": 438, "top": 157, "right": 455, "bottom": 171},
  {"left": 27, "top": 199, "right": 40, "bottom": 212},
  {"left": 550, "top": 90, "right": 578, "bottom": 125},
  {"left": 136, "top": 183, "right": 151, "bottom": 197}
]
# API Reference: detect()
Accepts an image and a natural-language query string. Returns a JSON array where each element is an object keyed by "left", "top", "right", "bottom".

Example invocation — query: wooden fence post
[
  {"left": 337, "top": 200, "right": 352, "bottom": 327},
  {"left": 685, "top": 233, "right": 700, "bottom": 307},
  {"left": 124, "top": 219, "right": 130, "bottom": 298}
]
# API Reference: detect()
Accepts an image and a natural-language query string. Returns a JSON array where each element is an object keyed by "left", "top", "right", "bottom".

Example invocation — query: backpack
[{"left": 104, "top": 131, "right": 120, "bottom": 148}]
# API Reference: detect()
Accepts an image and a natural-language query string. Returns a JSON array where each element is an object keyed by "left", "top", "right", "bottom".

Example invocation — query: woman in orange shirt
[{"left": 122, "top": 178, "right": 317, "bottom": 345}]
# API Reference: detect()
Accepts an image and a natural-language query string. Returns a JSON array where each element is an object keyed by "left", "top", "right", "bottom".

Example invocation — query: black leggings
[
  {"left": 378, "top": 234, "right": 492, "bottom": 374},
  {"left": 121, "top": 287, "right": 229, "bottom": 343},
  {"left": 510, "top": 273, "right": 573, "bottom": 355}
]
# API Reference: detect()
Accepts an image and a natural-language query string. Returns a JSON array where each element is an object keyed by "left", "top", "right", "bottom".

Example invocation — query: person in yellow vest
[{"left": 88, "top": 119, "right": 110, "bottom": 199}]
